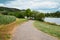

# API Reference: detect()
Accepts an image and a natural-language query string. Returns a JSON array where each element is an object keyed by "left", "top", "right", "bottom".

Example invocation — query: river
[{"left": 44, "top": 18, "right": 60, "bottom": 25}]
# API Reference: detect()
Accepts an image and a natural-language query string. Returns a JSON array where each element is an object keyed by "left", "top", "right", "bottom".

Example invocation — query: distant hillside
[
  {"left": 0, "top": 6, "right": 26, "bottom": 18},
  {"left": 0, "top": 7, "right": 26, "bottom": 12},
  {"left": 0, "top": 7, "right": 21, "bottom": 12}
]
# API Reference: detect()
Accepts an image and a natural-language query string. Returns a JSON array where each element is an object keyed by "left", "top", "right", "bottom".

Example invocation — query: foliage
[
  {"left": 0, "top": 6, "right": 60, "bottom": 18},
  {"left": 2, "top": 6, "right": 60, "bottom": 21},
  {"left": 1, "top": 6, "right": 60, "bottom": 21},
  {"left": 45, "top": 11, "right": 60, "bottom": 18},
  {"left": 0, "top": 7, "right": 46, "bottom": 21},
  {"left": 25, "top": 9, "right": 31, "bottom": 17},
  {"left": 30, "top": 11, "right": 45, "bottom": 21},
  {"left": 0, "top": 15, "right": 16, "bottom": 24},
  {"left": 35, "top": 13, "right": 45, "bottom": 21},
  {"left": 0, "top": 7, "right": 26, "bottom": 18}
]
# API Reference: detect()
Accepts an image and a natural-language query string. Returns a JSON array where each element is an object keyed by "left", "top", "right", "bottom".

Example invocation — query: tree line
[
  {"left": 45, "top": 11, "right": 60, "bottom": 18},
  {"left": 0, "top": 7, "right": 60, "bottom": 21}
]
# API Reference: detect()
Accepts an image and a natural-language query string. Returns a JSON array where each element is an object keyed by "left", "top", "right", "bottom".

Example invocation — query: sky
[{"left": 0, "top": 0, "right": 60, "bottom": 13}]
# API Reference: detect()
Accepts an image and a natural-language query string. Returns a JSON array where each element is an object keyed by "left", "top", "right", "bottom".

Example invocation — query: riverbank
[{"left": 34, "top": 21, "right": 60, "bottom": 40}]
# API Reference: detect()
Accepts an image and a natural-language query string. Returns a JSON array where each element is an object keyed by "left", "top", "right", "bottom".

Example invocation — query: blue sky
[{"left": 0, "top": 0, "right": 60, "bottom": 13}]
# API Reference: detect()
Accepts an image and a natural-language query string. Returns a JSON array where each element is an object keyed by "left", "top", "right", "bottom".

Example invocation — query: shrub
[
  {"left": 35, "top": 13, "right": 45, "bottom": 21},
  {"left": 0, "top": 15, "right": 16, "bottom": 24}
]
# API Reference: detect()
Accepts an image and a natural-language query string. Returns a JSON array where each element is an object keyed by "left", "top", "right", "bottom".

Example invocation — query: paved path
[{"left": 12, "top": 20, "right": 58, "bottom": 40}]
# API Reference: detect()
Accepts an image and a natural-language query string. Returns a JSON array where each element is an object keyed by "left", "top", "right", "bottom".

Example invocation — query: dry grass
[{"left": 0, "top": 18, "right": 27, "bottom": 40}]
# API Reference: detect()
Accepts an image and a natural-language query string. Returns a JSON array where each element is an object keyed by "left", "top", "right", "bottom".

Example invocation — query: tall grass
[
  {"left": 34, "top": 21, "right": 60, "bottom": 39},
  {"left": 0, "top": 15, "right": 16, "bottom": 24}
]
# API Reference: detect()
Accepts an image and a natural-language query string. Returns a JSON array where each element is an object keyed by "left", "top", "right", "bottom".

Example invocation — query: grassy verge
[
  {"left": 34, "top": 21, "right": 60, "bottom": 39},
  {"left": 0, "top": 18, "right": 27, "bottom": 40}
]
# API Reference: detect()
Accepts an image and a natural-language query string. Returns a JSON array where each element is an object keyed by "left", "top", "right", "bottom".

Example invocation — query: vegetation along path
[{"left": 12, "top": 20, "right": 58, "bottom": 40}]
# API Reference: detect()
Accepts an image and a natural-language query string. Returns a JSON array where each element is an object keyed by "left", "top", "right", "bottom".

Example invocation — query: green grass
[
  {"left": 0, "top": 15, "right": 16, "bottom": 24},
  {"left": 34, "top": 21, "right": 60, "bottom": 39},
  {"left": 16, "top": 18, "right": 28, "bottom": 24}
]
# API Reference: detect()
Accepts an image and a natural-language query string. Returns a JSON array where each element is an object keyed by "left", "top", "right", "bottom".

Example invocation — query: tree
[
  {"left": 31, "top": 11, "right": 40, "bottom": 19},
  {"left": 1, "top": 11, "right": 8, "bottom": 15},
  {"left": 25, "top": 9, "right": 31, "bottom": 17},
  {"left": 36, "top": 13, "right": 45, "bottom": 21}
]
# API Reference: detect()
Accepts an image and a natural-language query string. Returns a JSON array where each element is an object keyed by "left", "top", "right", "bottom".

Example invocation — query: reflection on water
[{"left": 44, "top": 18, "right": 60, "bottom": 25}]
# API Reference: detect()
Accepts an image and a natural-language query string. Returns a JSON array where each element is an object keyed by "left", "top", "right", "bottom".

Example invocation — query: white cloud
[
  {"left": 5, "top": 0, "right": 34, "bottom": 9},
  {"left": 0, "top": 4, "right": 5, "bottom": 6},
  {"left": 58, "top": 8, "right": 60, "bottom": 10},
  {"left": 6, "top": 0, "right": 59, "bottom": 9},
  {"left": 39, "top": 1, "right": 59, "bottom": 8},
  {"left": 31, "top": 1, "right": 59, "bottom": 9},
  {"left": 0, "top": 0, "right": 60, "bottom": 12}
]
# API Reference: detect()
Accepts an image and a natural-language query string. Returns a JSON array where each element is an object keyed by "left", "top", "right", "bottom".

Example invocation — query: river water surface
[{"left": 44, "top": 18, "right": 60, "bottom": 25}]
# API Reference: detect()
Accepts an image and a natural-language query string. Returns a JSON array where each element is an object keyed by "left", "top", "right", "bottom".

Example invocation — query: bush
[
  {"left": 0, "top": 15, "right": 16, "bottom": 24},
  {"left": 35, "top": 13, "right": 45, "bottom": 21}
]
